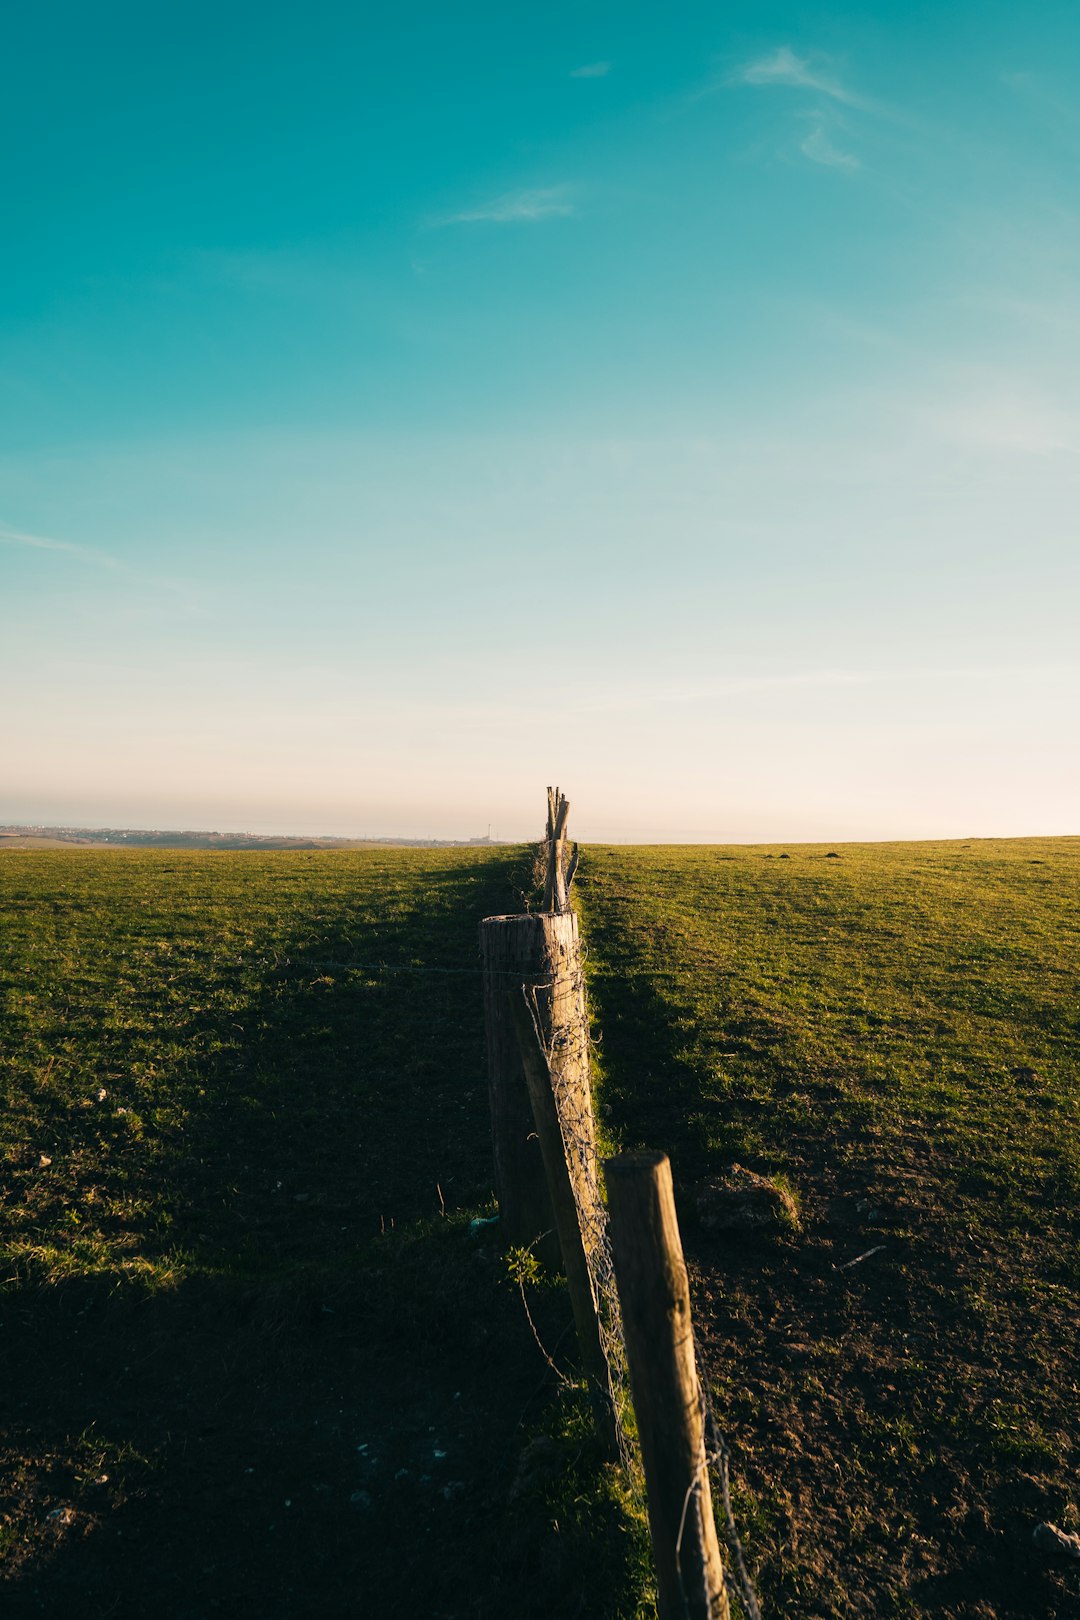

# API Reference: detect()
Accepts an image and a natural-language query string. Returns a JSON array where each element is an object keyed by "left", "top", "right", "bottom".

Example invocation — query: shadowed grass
[{"left": 0, "top": 846, "right": 647, "bottom": 1618}]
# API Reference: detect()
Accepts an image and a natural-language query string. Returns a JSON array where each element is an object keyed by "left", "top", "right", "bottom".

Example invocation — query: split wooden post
[
  {"left": 605, "top": 1152, "right": 730, "bottom": 1620},
  {"left": 508, "top": 988, "right": 619, "bottom": 1460},
  {"left": 544, "top": 787, "right": 571, "bottom": 913}
]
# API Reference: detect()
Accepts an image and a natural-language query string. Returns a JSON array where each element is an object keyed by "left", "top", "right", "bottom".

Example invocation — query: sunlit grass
[{"left": 578, "top": 836, "right": 1080, "bottom": 1617}]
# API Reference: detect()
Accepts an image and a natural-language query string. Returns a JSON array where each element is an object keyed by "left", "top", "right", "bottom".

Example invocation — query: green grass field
[
  {"left": 1, "top": 839, "right": 1077, "bottom": 1617},
  {"left": 579, "top": 838, "right": 1080, "bottom": 1617}
]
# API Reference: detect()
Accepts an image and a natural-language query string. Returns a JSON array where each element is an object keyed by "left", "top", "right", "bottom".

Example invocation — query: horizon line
[{"left": 2, "top": 822, "right": 1076, "bottom": 850}]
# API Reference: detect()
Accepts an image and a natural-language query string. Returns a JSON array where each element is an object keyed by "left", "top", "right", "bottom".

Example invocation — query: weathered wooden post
[
  {"left": 605, "top": 1151, "right": 730, "bottom": 1620},
  {"left": 479, "top": 913, "right": 563, "bottom": 1269},
  {"left": 544, "top": 788, "right": 571, "bottom": 913},
  {"left": 509, "top": 988, "right": 619, "bottom": 1459}
]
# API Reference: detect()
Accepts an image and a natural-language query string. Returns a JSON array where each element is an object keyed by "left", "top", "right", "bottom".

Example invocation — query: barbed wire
[{"left": 702, "top": 1386, "right": 763, "bottom": 1620}]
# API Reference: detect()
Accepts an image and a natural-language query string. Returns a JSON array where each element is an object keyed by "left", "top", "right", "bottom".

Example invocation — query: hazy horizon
[
  {"left": 4, "top": 809, "right": 1077, "bottom": 847},
  {"left": 4, "top": 5, "right": 1078, "bottom": 841}
]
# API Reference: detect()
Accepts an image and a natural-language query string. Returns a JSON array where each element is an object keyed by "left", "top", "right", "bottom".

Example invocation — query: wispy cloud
[
  {"left": 800, "top": 123, "right": 860, "bottom": 172},
  {"left": 1, "top": 524, "right": 127, "bottom": 572},
  {"left": 928, "top": 394, "right": 1080, "bottom": 455},
  {"left": 567, "top": 663, "right": 1079, "bottom": 719},
  {"left": 728, "top": 46, "right": 880, "bottom": 172},
  {"left": 0, "top": 523, "right": 195, "bottom": 600},
  {"left": 734, "top": 46, "right": 866, "bottom": 108},
  {"left": 433, "top": 186, "right": 576, "bottom": 226},
  {"left": 1000, "top": 68, "right": 1080, "bottom": 143},
  {"left": 570, "top": 61, "right": 610, "bottom": 79}
]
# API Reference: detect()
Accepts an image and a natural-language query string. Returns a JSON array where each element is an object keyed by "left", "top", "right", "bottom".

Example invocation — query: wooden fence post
[
  {"left": 605, "top": 1151, "right": 730, "bottom": 1620},
  {"left": 479, "top": 911, "right": 582, "bottom": 1271},
  {"left": 544, "top": 789, "right": 572, "bottom": 913},
  {"left": 508, "top": 988, "right": 619, "bottom": 1460}
]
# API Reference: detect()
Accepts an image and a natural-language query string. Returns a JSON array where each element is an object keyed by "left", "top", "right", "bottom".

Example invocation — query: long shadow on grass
[
  {"left": 587, "top": 951, "right": 803, "bottom": 1189},
  {"left": 3, "top": 853, "right": 640, "bottom": 1618},
  {"left": 3, "top": 1224, "right": 639, "bottom": 1620},
  {"left": 157, "top": 853, "right": 523, "bottom": 1267}
]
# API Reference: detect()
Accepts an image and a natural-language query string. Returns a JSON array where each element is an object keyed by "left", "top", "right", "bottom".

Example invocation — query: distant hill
[{"left": 0, "top": 825, "right": 502, "bottom": 851}]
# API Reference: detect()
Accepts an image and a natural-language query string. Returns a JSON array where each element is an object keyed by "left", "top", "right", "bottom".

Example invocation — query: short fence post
[
  {"left": 508, "top": 988, "right": 619, "bottom": 1460},
  {"left": 605, "top": 1151, "right": 730, "bottom": 1620}
]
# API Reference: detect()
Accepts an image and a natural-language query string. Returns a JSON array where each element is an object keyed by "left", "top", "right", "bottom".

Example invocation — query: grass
[
  {"left": 0, "top": 846, "right": 642, "bottom": 1618},
  {"left": 2, "top": 836, "right": 1078, "bottom": 1617},
  {"left": 578, "top": 836, "right": 1080, "bottom": 1618},
  {"left": 0, "top": 847, "right": 520, "bottom": 1282}
]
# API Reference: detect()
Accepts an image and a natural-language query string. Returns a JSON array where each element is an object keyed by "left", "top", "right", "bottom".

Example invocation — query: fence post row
[
  {"left": 479, "top": 792, "right": 745, "bottom": 1619},
  {"left": 476, "top": 789, "right": 583, "bottom": 1271},
  {"left": 605, "top": 1151, "right": 731, "bottom": 1620},
  {"left": 478, "top": 789, "right": 609, "bottom": 1246}
]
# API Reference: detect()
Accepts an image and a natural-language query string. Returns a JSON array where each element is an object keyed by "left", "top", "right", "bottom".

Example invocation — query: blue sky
[{"left": 2, "top": 2, "right": 1078, "bottom": 839}]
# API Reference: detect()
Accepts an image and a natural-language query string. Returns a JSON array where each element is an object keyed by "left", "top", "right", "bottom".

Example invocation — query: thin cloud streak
[
  {"left": 0, "top": 524, "right": 196, "bottom": 602},
  {"left": 734, "top": 46, "right": 866, "bottom": 108},
  {"left": 1, "top": 524, "right": 127, "bottom": 572},
  {"left": 431, "top": 186, "right": 575, "bottom": 226},
  {"left": 381, "top": 665, "right": 1080, "bottom": 727},
  {"left": 800, "top": 124, "right": 860, "bottom": 171},
  {"left": 928, "top": 394, "right": 1080, "bottom": 454},
  {"left": 570, "top": 62, "right": 611, "bottom": 79},
  {"left": 585, "top": 663, "right": 1077, "bottom": 715}
]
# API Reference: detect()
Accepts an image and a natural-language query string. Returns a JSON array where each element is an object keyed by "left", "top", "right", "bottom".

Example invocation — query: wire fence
[
  {"left": 530, "top": 928, "right": 763, "bottom": 1620},
  {"left": 531, "top": 958, "right": 637, "bottom": 1476},
  {"left": 702, "top": 1397, "right": 764, "bottom": 1620}
]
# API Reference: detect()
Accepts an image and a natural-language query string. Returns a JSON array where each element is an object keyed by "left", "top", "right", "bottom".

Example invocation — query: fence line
[
  {"left": 481, "top": 788, "right": 762, "bottom": 1620},
  {"left": 515, "top": 968, "right": 636, "bottom": 1477}
]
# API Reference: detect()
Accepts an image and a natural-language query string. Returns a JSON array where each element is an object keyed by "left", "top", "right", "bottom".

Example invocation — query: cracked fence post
[{"left": 605, "top": 1151, "right": 730, "bottom": 1620}]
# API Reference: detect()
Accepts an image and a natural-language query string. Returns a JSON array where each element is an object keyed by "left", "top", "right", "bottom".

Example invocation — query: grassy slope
[
  {"left": 578, "top": 837, "right": 1080, "bottom": 1619},
  {"left": 0, "top": 847, "right": 643, "bottom": 1620}
]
